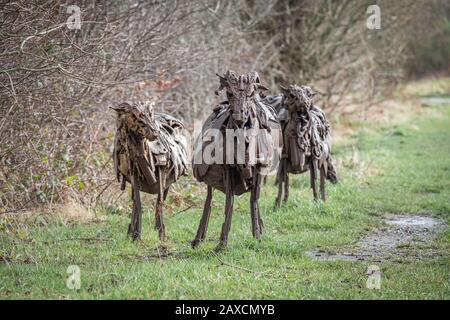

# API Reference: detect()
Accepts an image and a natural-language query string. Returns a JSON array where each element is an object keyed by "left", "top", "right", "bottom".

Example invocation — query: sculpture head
[
  {"left": 280, "top": 84, "right": 317, "bottom": 113},
  {"left": 110, "top": 102, "right": 160, "bottom": 141},
  {"left": 215, "top": 70, "right": 268, "bottom": 126}
]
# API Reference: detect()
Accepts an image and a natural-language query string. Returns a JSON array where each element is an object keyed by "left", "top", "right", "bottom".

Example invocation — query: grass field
[{"left": 1, "top": 80, "right": 449, "bottom": 299}]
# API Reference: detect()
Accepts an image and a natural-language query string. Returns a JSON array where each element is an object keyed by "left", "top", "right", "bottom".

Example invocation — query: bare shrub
[{"left": 0, "top": 0, "right": 248, "bottom": 212}]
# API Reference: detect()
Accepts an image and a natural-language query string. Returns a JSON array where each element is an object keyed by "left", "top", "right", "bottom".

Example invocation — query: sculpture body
[
  {"left": 271, "top": 85, "right": 338, "bottom": 208},
  {"left": 192, "top": 70, "right": 281, "bottom": 249},
  {"left": 112, "top": 102, "right": 188, "bottom": 240}
]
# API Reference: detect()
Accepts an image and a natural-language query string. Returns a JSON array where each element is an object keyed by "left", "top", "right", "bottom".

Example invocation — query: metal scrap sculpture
[
  {"left": 192, "top": 70, "right": 281, "bottom": 250},
  {"left": 111, "top": 102, "right": 188, "bottom": 241},
  {"left": 271, "top": 84, "right": 338, "bottom": 208}
]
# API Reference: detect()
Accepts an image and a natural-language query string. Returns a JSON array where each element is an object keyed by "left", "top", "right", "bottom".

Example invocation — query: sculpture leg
[
  {"left": 275, "top": 161, "right": 284, "bottom": 209},
  {"left": 320, "top": 166, "right": 327, "bottom": 201},
  {"left": 283, "top": 169, "right": 290, "bottom": 203},
  {"left": 311, "top": 160, "right": 318, "bottom": 201},
  {"left": 257, "top": 179, "right": 265, "bottom": 233},
  {"left": 155, "top": 168, "right": 166, "bottom": 241},
  {"left": 257, "top": 171, "right": 265, "bottom": 232},
  {"left": 250, "top": 168, "right": 263, "bottom": 239},
  {"left": 217, "top": 170, "right": 234, "bottom": 251},
  {"left": 192, "top": 186, "right": 213, "bottom": 248},
  {"left": 163, "top": 186, "right": 170, "bottom": 201},
  {"left": 127, "top": 186, "right": 133, "bottom": 237},
  {"left": 130, "top": 174, "right": 142, "bottom": 241}
]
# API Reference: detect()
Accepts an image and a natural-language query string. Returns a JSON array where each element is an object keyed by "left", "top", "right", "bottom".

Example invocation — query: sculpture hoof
[
  {"left": 214, "top": 242, "right": 227, "bottom": 252},
  {"left": 191, "top": 239, "right": 200, "bottom": 249}
]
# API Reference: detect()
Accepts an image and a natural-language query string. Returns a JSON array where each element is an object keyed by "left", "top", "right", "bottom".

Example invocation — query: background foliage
[{"left": 0, "top": 0, "right": 449, "bottom": 213}]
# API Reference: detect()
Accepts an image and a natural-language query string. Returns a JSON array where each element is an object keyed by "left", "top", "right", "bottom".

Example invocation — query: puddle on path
[
  {"left": 420, "top": 96, "right": 450, "bottom": 105},
  {"left": 307, "top": 215, "right": 447, "bottom": 262}
]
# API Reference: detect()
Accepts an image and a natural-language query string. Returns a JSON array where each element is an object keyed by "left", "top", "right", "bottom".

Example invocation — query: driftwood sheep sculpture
[
  {"left": 192, "top": 70, "right": 281, "bottom": 250},
  {"left": 269, "top": 84, "right": 338, "bottom": 208},
  {"left": 111, "top": 102, "right": 188, "bottom": 241}
]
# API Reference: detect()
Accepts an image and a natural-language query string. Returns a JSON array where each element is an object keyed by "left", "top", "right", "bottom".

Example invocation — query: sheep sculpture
[
  {"left": 268, "top": 84, "right": 338, "bottom": 208},
  {"left": 192, "top": 70, "right": 282, "bottom": 250},
  {"left": 111, "top": 102, "right": 188, "bottom": 241}
]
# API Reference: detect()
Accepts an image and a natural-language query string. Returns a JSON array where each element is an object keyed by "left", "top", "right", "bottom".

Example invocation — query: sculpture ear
[
  {"left": 147, "top": 102, "right": 155, "bottom": 119},
  {"left": 215, "top": 73, "right": 228, "bottom": 95},
  {"left": 255, "top": 83, "right": 268, "bottom": 91},
  {"left": 305, "top": 86, "right": 317, "bottom": 98},
  {"left": 216, "top": 73, "right": 226, "bottom": 81},
  {"left": 110, "top": 102, "right": 129, "bottom": 112},
  {"left": 280, "top": 85, "right": 289, "bottom": 95},
  {"left": 225, "top": 70, "right": 235, "bottom": 78},
  {"left": 249, "top": 71, "right": 260, "bottom": 83}
]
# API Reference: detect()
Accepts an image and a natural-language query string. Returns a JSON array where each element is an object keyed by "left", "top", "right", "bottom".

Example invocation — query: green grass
[{"left": 1, "top": 93, "right": 450, "bottom": 299}]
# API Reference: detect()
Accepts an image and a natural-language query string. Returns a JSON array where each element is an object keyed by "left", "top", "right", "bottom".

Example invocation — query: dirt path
[{"left": 307, "top": 214, "right": 447, "bottom": 262}]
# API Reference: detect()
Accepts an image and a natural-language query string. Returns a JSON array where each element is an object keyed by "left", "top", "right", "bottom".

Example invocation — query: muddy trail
[{"left": 307, "top": 215, "right": 447, "bottom": 262}]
